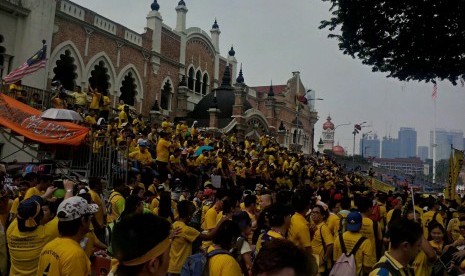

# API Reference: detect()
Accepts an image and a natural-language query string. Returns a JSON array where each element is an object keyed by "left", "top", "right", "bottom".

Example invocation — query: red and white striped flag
[
  {"left": 432, "top": 81, "right": 437, "bottom": 100},
  {"left": 3, "top": 43, "right": 47, "bottom": 84}
]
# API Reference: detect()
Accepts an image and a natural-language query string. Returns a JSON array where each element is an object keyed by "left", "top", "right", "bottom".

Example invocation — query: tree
[{"left": 319, "top": 0, "right": 465, "bottom": 85}]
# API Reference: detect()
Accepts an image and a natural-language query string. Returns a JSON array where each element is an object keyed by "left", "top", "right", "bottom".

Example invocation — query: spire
[
  {"left": 212, "top": 18, "right": 219, "bottom": 29},
  {"left": 151, "top": 0, "right": 160, "bottom": 11},
  {"left": 228, "top": 45, "right": 235, "bottom": 57},
  {"left": 220, "top": 65, "right": 232, "bottom": 88},
  {"left": 178, "top": 0, "right": 186, "bottom": 6},
  {"left": 236, "top": 64, "right": 244, "bottom": 84},
  {"left": 279, "top": 121, "right": 286, "bottom": 131},
  {"left": 268, "top": 80, "right": 274, "bottom": 97}
]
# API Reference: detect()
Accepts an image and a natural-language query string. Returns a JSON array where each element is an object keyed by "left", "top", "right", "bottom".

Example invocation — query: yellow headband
[
  {"left": 17, "top": 201, "right": 40, "bottom": 228},
  {"left": 121, "top": 238, "right": 171, "bottom": 266}
]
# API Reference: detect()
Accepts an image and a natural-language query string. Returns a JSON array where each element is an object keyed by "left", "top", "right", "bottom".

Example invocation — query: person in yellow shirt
[
  {"left": 88, "top": 86, "right": 102, "bottom": 112},
  {"left": 118, "top": 105, "right": 130, "bottom": 128},
  {"left": 110, "top": 213, "right": 172, "bottom": 275},
  {"left": 369, "top": 219, "right": 423, "bottom": 276},
  {"left": 7, "top": 188, "right": 58, "bottom": 276},
  {"left": 84, "top": 110, "right": 97, "bottom": 126},
  {"left": 447, "top": 206, "right": 465, "bottom": 242},
  {"left": 107, "top": 179, "right": 127, "bottom": 224},
  {"left": 326, "top": 200, "right": 342, "bottom": 236},
  {"left": 333, "top": 211, "right": 376, "bottom": 275},
  {"left": 357, "top": 196, "right": 383, "bottom": 260},
  {"left": 156, "top": 131, "right": 172, "bottom": 181},
  {"left": 310, "top": 204, "right": 334, "bottom": 274},
  {"left": 37, "top": 196, "right": 98, "bottom": 276},
  {"left": 207, "top": 220, "right": 243, "bottom": 276},
  {"left": 88, "top": 178, "right": 106, "bottom": 240},
  {"left": 129, "top": 141, "right": 154, "bottom": 173},
  {"left": 422, "top": 201, "right": 444, "bottom": 238},
  {"left": 70, "top": 86, "right": 87, "bottom": 109},
  {"left": 288, "top": 192, "right": 313, "bottom": 257},
  {"left": 255, "top": 203, "right": 292, "bottom": 254},
  {"left": 168, "top": 200, "right": 222, "bottom": 274}
]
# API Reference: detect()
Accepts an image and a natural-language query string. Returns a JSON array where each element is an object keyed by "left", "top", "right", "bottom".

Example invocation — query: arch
[
  {"left": 85, "top": 52, "right": 117, "bottom": 94},
  {"left": 49, "top": 40, "right": 85, "bottom": 85},
  {"left": 116, "top": 64, "right": 144, "bottom": 103},
  {"left": 160, "top": 76, "right": 173, "bottom": 111},
  {"left": 202, "top": 71, "right": 209, "bottom": 95},
  {"left": 187, "top": 66, "right": 195, "bottom": 90},
  {"left": 244, "top": 110, "right": 269, "bottom": 136},
  {"left": 186, "top": 32, "right": 217, "bottom": 58},
  {"left": 195, "top": 70, "right": 202, "bottom": 93}
]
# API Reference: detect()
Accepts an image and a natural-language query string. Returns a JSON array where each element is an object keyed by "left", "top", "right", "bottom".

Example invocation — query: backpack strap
[
  {"left": 349, "top": 237, "right": 367, "bottom": 256},
  {"left": 207, "top": 249, "right": 230, "bottom": 258},
  {"left": 372, "top": 261, "right": 402, "bottom": 276},
  {"left": 337, "top": 213, "right": 344, "bottom": 235},
  {"left": 339, "top": 233, "right": 347, "bottom": 255}
]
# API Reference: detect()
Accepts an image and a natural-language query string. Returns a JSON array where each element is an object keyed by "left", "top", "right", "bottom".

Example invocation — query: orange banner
[{"left": 0, "top": 93, "right": 88, "bottom": 146}]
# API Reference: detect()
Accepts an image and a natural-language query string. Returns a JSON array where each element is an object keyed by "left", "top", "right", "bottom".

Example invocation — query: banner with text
[{"left": 0, "top": 93, "right": 88, "bottom": 146}]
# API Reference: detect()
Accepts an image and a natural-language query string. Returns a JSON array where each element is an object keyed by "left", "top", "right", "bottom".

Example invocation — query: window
[
  {"left": 202, "top": 73, "right": 209, "bottom": 95},
  {"left": 195, "top": 70, "right": 202, "bottom": 93},
  {"left": 160, "top": 80, "right": 172, "bottom": 110},
  {"left": 188, "top": 67, "right": 194, "bottom": 90},
  {"left": 119, "top": 72, "right": 137, "bottom": 106}
]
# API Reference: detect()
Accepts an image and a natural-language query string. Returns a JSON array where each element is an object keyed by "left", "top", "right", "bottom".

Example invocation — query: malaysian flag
[
  {"left": 432, "top": 81, "right": 437, "bottom": 100},
  {"left": 3, "top": 43, "right": 47, "bottom": 84}
]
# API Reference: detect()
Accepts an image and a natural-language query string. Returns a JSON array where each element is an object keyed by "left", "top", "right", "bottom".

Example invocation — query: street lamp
[
  {"left": 294, "top": 96, "right": 323, "bottom": 151},
  {"left": 352, "top": 122, "right": 367, "bottom": 169}
]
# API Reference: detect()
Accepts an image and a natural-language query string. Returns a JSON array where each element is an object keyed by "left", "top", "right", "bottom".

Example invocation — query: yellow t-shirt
[
  {"left": 369, "top": 251, "right": 413, "bottom": 276},
  {"left": 311, "top": 222, "right": 334, "bottom": 272},
  {"left": 107, "top": 191, "right": 125, "bottom": 224},
  {"left": 129, "top": 149, "right": 153, "bottom": 165},
  {"left": 71, "top": 92, "right": 87, "bottom": 106},
  {"left": 333, "top": 231, "right": 375, "bottom": 276},
  {"left": 37, "top": 237, "right": 91, "bottom": 276},
  {"left": 360, "top": 217, "right": 381, "bottom": 258},
  {"left": 168, "top": 221, "right": 201, "bottom": 274},
  {"left": 9, "top": 197, "right": 20, "bottom": 217},
  {"left": 89, "top": 189, "right": 105, "bottom": 228},
  {"left": 23, "top": 186, "right": 44, "bottom": 200},
  {"left": 89, "top": 92, "right": 101, "bottom": 110},
  {"left": 85, "top": 115, "right": 96, "bottom": 125},
  {"left": 326, "top": 213, "right": 340, "bottom": 236},
  {"left": 288, "top": 212, "right": 312, "bottom": 249},
  {"left": 412, "top": 245, "right": 433, "bottom": 276},
  {"left": 204, "top": 207, "right": 219, "bottom": 231},
  {"left": 156, "top": 138, "right": 171, "bottom": 163},
  {"left": 118, "top": 110, "right": 128, "bottom": 127},
  {"left": 255, "top": 230, "right": 284, "bottom": 254},
  {"left": 100, "top": 96, "right": 110, "bottom": 111},
  {"left": 7, "top": 217, "right": 59, "bottom": 275},
  {"left": 207, "top": 246, "right": 242, "bottom": 276}
]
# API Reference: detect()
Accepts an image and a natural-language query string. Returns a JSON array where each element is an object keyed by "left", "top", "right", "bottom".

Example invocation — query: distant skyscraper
[
  {"left": 398, "top": 127, "right": 417, "bottom": 158},
  {"left": 382, "top": 137, "right": 399, "bottom": 158},
  {"left": 417, "top": 146, "right": 429, "bottom": 161},
  {"left": 359, "top": 134, "right": 380, "bottom": 158},
  {"left": 430, "top": 129, "right": 464, "bottom": 160}
]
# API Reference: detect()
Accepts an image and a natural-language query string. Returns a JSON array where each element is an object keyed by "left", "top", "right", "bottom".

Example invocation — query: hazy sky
[{"left": 73, "top": 0, "right": 465, "bottom": 154}]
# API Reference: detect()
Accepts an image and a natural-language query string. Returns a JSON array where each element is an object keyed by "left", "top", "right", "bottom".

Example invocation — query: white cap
[{"left": 57, "top": 196, "right": 98, "bottom": 222}]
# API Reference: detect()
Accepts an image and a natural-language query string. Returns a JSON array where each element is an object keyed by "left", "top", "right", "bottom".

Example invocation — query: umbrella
[
  {"left": 41, "top": 108, "right": 83, "bottom": 122},
  {"left": 194, "top": 145, "right": 214, "bottom": 156}
]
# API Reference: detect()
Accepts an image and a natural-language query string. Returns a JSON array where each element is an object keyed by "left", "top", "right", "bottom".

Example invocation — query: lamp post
[
  {"left": 352, "top": 121, "right": 367, "bottom": 169},
  {"left": 300, "top": 94, "right": 323, "bottom": 152},
  {"left": 361, "top": 131, "right": 372, "bottom": 158}
]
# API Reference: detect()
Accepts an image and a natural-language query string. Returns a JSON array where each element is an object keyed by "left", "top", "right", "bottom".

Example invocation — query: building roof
[{"left": 252, "top": 85, "right": 287, "bottom": 96}]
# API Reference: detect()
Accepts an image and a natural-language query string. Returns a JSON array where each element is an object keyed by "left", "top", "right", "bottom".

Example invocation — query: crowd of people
[{"left": 2, "top": 83, "right": 465, "bottom": 276}]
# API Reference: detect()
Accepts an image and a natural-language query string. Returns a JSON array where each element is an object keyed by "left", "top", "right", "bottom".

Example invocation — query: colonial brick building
[{"left": 0, "top": 0, "right": 318, "bottom": 153}]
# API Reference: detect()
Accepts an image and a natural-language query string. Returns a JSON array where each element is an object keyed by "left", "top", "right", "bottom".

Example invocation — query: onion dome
[
  {"left": 228, "top": 46, "right": 235, "bottom": 57},
  {"left": 236, "top": 64, "right": 244, "bottom": 84},
  {"left": 212, "top": 19, "right": 219, "bottom": 29},
  {"left": 151, "top": 0, "right": 160, "bottom": 11},
  {"left": 220, "top": 65, "right": 231, "bottom": 88},
  {"left": 178, "top": 0, "right": 186, "bottom": 6},
  {"left": 323, "top": 115, "right": 334, "bottom": 130},
  {"left": 332, "top": 145, "right": 345, "bottom": 156},
  {"left": 318, "top": 138, "right": 324, "bottom": 145}
]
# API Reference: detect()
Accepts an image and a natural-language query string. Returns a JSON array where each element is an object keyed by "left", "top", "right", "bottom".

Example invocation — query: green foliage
[{"left": 320, "top": 0, "right": 465, "bottom": 84}]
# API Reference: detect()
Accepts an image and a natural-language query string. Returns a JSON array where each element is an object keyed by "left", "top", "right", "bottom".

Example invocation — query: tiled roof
[{"left": 251, "top": 85, "right": 287, "bottom": 95}]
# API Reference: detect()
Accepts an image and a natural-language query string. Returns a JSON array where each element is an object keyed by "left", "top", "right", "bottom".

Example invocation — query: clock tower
[{"left": 322, "top": 115, "right": 335, "bottom": 151}]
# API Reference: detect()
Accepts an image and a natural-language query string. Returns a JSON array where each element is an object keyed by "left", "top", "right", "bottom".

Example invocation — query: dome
[
  {"left": 151, "top": 0, "right": 160, "bottom": 11},
  {"left": 228, "top": 46, "right": 235, "bottom": 57},
  {"left": 332, "top": 145, "right": 345, "bottom": 156},
  {"left": 178, "top": 0, "right": 186, "bottom": 6},
  {"left": 189, "top": 66, "right": 252, "bottom": 128},
  {"left": 323, "top": 115, "right": 334, "bottom": 130}
]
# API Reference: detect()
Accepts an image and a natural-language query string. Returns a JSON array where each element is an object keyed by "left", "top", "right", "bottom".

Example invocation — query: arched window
[
  {"left": 202, "top": 73, "right": 209, "bottom": 95},
  {"left": 160, "top": 80, "right": 172, "bottom": 110},
  {"left": 53, "top": 50, "right": 77, "bottom": 90},
  {"left": 119, "top": 72, "right": 137, "bottom": 106},
  {"left": 195, "top": 70, "right": 202, "bottom": 93},
  {"left": 188, "top": 67, "right": 194, "bottom": 90},
  {"left": 88, "top": 60, "right": 110, "bottom": 95}
]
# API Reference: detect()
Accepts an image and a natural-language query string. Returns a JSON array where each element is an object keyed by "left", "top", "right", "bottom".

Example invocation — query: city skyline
[{"left": 72, "top": 0, "right": 465, "bottom": 152}]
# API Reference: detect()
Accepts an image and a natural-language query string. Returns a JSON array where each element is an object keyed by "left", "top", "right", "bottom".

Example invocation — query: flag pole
[
  {"left": 41, "top": 39, "right": 47, "bottom": 109},
  {"left": 432, "top": 82, "right": 437, "bottom": 186}
]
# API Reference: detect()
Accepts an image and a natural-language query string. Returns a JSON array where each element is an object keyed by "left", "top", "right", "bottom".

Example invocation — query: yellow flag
[{"left": 446, "top": 149, "right": 465, "bottom": 200}]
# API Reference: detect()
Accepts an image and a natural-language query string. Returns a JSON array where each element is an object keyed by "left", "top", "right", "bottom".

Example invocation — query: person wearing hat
[
  {"left": 448, "top": 206, "right": 465, "bottom": 242},
  {"left": 6, "top": 182, "right": 69, "bottom": 275},
  {"left": 333, "top": 211, "right": 375, "bottom": 275},
  {"left": 129, "top": 141, "right": 154, "bottom": 178},
  {"left": 37, "top": 195, "right": 99, "bottom": 276}
]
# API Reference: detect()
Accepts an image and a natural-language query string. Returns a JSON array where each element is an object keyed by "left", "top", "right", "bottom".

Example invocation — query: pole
[
  {"left": 432, "top": 100, "right": 437, "bottom": 185},
  {"left": 352, "top": 131, "right": 356, "bottom": 169},
  {"left": 41, "top": 40, "right": 48, "bottom": 108},
  {"left": 411, "top": 187, "right": 416, "bottom": 221},
  {"left": 361, "top": 134, "right": 365, "bottom": 158}
]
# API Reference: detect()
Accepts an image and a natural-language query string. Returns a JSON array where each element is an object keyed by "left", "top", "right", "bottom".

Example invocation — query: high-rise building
[
  {"left": 430, "top": 129, "right": 464, "bottom": 160},
  {"left": 359, "top": 134, "right": 380, "bottom": 158},
  {"left": 417, "top": 146, "right": 429, "bottom": 161},
  {"left": 382, "top": 137, "right": 399, "bottom": 159},
  {"left": 398, "top": 127, "right": 417, "bottom": 158}
]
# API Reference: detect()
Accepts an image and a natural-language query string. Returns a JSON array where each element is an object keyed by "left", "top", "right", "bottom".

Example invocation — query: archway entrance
[
  {"left": 119, "top": 72, "right": 137, "bottom": 106},
  {"left": 88, "top": 61, "right": 110, "bottom": 94},
  {"left": 52, "top": 50, "right": 77, "bottom": 90}
]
